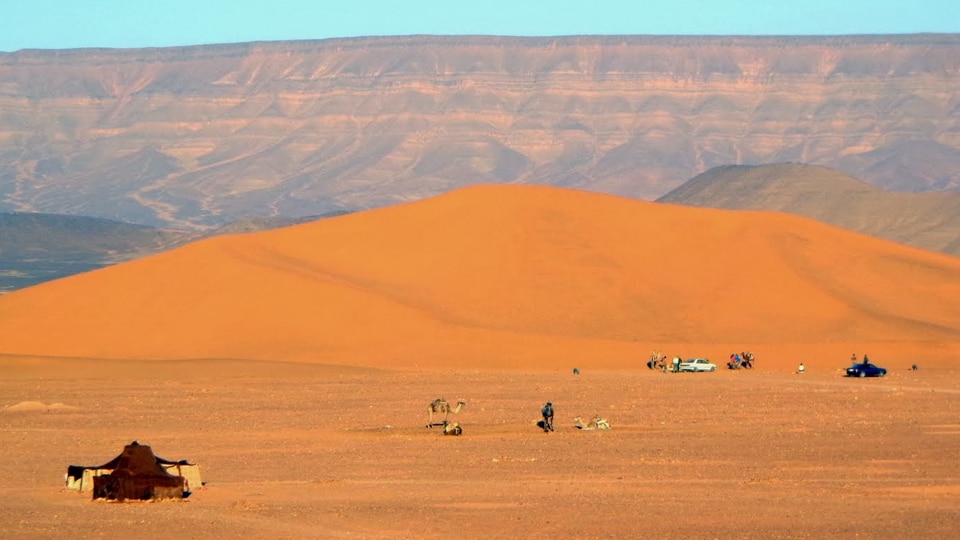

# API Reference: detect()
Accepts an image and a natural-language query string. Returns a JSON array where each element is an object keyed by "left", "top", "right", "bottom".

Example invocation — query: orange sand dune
[{"left": 1, "top": 184, "right": 959, "bottom": 370}]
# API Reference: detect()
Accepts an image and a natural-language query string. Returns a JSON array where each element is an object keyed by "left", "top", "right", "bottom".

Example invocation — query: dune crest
[
  {"left": 2, "top": 401, "right": 77, "bottom": 412},
  {"left": 0, "top": 184, "right": 958, "bottom": 370}
]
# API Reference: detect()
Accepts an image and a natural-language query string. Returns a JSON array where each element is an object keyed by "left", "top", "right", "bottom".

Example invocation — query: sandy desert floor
[{"left": 2, "top": 358, "right": 959, "bottom": 539}]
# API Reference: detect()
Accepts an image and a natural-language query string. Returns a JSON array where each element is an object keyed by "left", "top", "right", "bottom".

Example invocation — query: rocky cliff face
[{"left": 1, "top": 35, "right": 958, "bottom": 228}]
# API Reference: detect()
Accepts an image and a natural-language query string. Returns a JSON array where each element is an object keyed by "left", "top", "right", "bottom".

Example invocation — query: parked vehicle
[
  {"left": 846, "top": 362, "right": 887, "bottom": 378},
  {"left": 679, "top": 358, "right": 717, "bottom": 372}
]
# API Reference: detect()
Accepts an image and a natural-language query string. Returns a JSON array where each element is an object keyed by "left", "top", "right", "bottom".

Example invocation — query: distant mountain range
[{"left": 1, "top": 35, "right": 959, "bottom": 229}]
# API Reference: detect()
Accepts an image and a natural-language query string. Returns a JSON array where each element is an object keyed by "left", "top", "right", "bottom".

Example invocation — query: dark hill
[
  {"left": 0, "top": 213, "right": 194, "bottom": 293},
  {"left": 657, "top": 163, "right": 960, "bottom": 257},
  {"left": 0, "top": 211, "right": 351, "bottom": 293}
]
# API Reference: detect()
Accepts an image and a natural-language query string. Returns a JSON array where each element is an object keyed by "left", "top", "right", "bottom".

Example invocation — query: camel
[
  {"left": 427, "top": 398, "right": 466, "bottom": 427},
  {"left": 574, "top": 415, "right": 611, "bottom": 430},
  {"left": 441, "top": 421, "right": 462, "bottom": 436},
  {"left": 647, "top": 350, "right": 666, "bottom": 371}
]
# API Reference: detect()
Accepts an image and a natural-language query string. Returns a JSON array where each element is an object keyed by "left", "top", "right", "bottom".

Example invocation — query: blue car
[{"left": 846, "top": 362, "right": 887, "bottom": 378}]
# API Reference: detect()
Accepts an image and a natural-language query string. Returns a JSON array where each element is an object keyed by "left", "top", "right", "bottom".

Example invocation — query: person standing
[{"left": 541, "top": 401, "right": 554, "bottom": 432}]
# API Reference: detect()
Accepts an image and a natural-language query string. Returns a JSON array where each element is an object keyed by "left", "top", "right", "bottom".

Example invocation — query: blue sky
[{"left": 2, "top": 0, "right": 958, "bottom": 52}]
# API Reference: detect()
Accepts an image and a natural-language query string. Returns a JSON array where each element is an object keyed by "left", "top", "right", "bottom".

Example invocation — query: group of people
[
  {"left": 646, "top": 350, "right": 756, "bottom": 372},
  {"left": 727, "top": 351, "right": 755, "bottom": 370}
]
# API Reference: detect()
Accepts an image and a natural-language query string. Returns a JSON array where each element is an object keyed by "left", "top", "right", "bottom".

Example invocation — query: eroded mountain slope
[{"left": 1, "top": 35, "right": 958, "bottom": 228}]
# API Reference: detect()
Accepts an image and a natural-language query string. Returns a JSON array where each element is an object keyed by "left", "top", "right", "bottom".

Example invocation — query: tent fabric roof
[
  {"left": 80, "top": 440, "right": 191, "bottom": 470},
  {"left": 67, "top": 441, "right": 192, "bottom": 480},
  {"left": 109, "top": 442, "right": 177, "bottom": 477}
]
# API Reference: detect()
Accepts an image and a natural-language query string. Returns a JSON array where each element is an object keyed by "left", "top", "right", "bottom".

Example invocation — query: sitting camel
[
  {"left": 573, "top": 415, "right": 611, "bottom": 430},
  {"left": 427, "top": 398, "right": 466, "bottom": 427},
  {"left": 441, "top": 420, "right": 462, "bottom": 436}
]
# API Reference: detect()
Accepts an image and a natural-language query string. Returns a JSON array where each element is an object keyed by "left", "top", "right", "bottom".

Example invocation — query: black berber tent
[{"left": 87, "top": 441, "right": 186, "bottom": 501}]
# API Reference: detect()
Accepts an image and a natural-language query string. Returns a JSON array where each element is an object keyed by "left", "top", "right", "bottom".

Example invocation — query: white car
[{"left": 679, "top": 358, "right": 717, "bottom": 372}]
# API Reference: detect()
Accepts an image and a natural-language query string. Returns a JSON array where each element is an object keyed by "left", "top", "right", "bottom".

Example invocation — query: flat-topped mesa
[{"left": 0, "top": 35, "right": 957, "bottom": 229}]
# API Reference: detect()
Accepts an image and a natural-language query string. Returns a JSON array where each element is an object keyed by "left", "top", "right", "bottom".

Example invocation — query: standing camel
[{"left": 427, "top": 398, "right": 466, "bottom": 427}]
